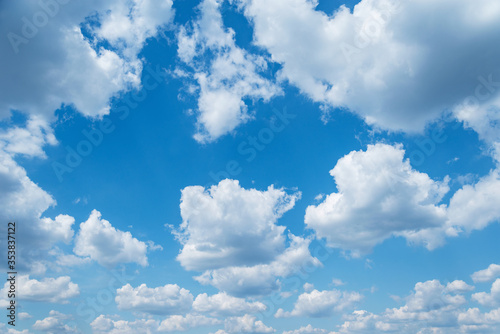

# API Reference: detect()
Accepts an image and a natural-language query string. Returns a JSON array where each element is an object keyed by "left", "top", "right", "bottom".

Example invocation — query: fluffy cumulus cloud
[
  {"left": 0, "top": 275, "right": 79, "bottom": 304},
  {"left": 332, "top": 278, "right": 498, "bottom": 333},
  {"left": 194, "top": 233, "right": 320, "bottom": 296},
  {"left": 91, "top": 315, "right": 160, "bottom": 334},
  {"left": 472, "top": 264, "right": 500, "bottom": 283},
  {"left": 0, "top": 0, "right": 174, "bottom": 275},
  {"left": 32, "top": 310, "right": 78, "bottom": 333},
  {"left": 91, "top": 314, "right": 220, "bottom": 333},
  {"left": 177, "top": 0, "right": 281, "bottom": 142},
  {"left": 306, "top": 143, "right": 500, "bottom": 255},
  {"left": 446, "top": 171, "right": 500, "bottom": 234},
  {"left": 176, "top": 179, "right": 299, "bottom": 271},
  {"left": 236, "top": 0, "right": 500, "bottom": 134},
  {"left": 0, "top": 0, "right": 174, "bottom": 120},
  {"left": 174, "top": 179, "right": 320, "bottom": 296},
  {"left": 74, "top": 210, "right": 150, "bottom": 267},
  {"left": 0, "top": 116, "right": 57, "bottom": 158},
  {"left": 115, "top": 283, "right": 193, "bottom": 315},
  {"left": 458, "top": 308, "right": 500, "bottom": 333},
  {"left": 305, "top": 143, "right": 450, "bottom": 256},
  {"left": 282, "top": 325, "right": 334, "bottom": 334},
  {"left": 276, "top": 288, "right": 363, "bottom": 318},
  {"left": 158, "top": 314, "right": 221, "bottom": 332},
  {"left": 193, "top": 292, "right": 266, "bottom": 316},
  {"left": 222, "top": 314, "right": 274, "bottom": 333},
  {"left": 0, "top": 144, "right": 77, "bottom": 272},
  {"left": 299, "top": 273, "right": 500, "bottom": 333},
  {"left": 472, "top": 279, "right": 500, "bottom": 308}
]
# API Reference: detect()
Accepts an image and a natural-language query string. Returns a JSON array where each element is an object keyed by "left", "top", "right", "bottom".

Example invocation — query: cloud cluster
[
  {"left": 276, "top": 288, "right": 363, "bottom": 318},
  {"left": 0, "top": 275, "right": 79, "bottom": 304},
  {"left": 115, "top": 283, "right": 193, "bottom": 315},
  {"left": 33, "top": 310, "right": 78, "bottom": 334}
]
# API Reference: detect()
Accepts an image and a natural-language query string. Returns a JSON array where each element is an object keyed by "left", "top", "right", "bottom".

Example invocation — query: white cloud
[
  {"left": 282, "top": 325, "right": 334, "bottom": 334},
  {"left": 458, "top": 308, "right": 500, "bottom": 329},
  {"left": 0, "top": 0, "right": 174, "bottom": 121},
  {"left": 335, "top": 279, "right": 483, "bottom": 333},
  {"left": 303, "top": 283, "right": 315, "bottom": 293},
  {"left": 91, "top": 315, "right": 160, "bottom": 334},
  {"left": 94, "top": 0, "right": 174, "bottom": 59},
  {"left": 472, "top": 264, "right": 500, "bottom": 283},
  {"left": 445, "top": 281, "right": 474, "bottom": 294},
  {"left": 0, "top": 148, "right": 76, "bottom": 270},
  {"left": 332, "top": 279, "right": 346, "bottom": 287},
  {"left": 194, "top": 234, "right": 321, "bottom": 297},
  {"left": 305, "top": 143, "right": 449, "bottom": 256},
  {"left": 193, "top": 292, "right": 266, "bottom": 316},
  {"left": 447, "top": 171, "right": 500, "bottom": 233},
  {"left": 223, "top": 314, "right": 274, "bottom": 333},
  {"left": 19, "top": 312, "right": 32, "bottom": 320},
  {"left": 90, "top": 314, "right": 219, "bottom": 333},
  {"left": 158, "top": 314, "right": 221, "bottom": 332},
  {"left": 175, "top": 179, "right": 319, "bottom": 296},
  {"left": 0, "top": 0, "right": 174, "bottom": 275},
  {"left": 0, "top": 275, "right": 79, "bottom": 304},
  {"left": 0, "top": 323, "right": 31, "bottom": 334},
  {"left": 176, "top": 179, "right": 299, "bottom": 271},
  {"left": 401, "top": 280, "right": 466, "bottom": 313},
  {"left": 237, "top": 0, "right": 500, "bottom": 135},
  {"left": 0, "top": 116, "right": 57, "bottom": 158},
  {"left": 275, "top": 289, "right": 362, "bottom": 318},
  {"left": 74, "top": 210, "right": 149, "bottom": 267},
  {"left": 55, "top": 254, "right": 92, "bottom": 267},
  {"left": 177, "top": 0, "right": 281, "bottom": 142},
  {"left": 472, "top": 279, "right": 500, "bottom": 307},
  {"left": 32, "top": 311, "right": 78, "bottom": 334},
  {"left": 115, "top": 283, "right": 193, "bottom": 315}
]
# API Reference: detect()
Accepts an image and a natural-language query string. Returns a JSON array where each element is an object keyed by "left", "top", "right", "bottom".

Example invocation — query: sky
[{"left": 1, "top": 0, "right": 500, "bottom": 333}]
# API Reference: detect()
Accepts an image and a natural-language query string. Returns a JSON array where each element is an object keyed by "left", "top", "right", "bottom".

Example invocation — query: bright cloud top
[
  {"left": 305, "top": 143, "right": 449, "bottom": 256},
  {"left": 238, "top": 0, "right": 500, "bottom": 134},
  {"left": 115, "top": 283, "right": 193, "bottom": 315},
  {"left": 176, "top": 179, "right": 300, "bottom": 270},
  {"left": 0, "top": 0, "right": 173, "bottom": 120},
  {"left": 175, "top": 179, "right": 320, "bottom": 296},
  {"left": 74, "top": 210, "right": 150, "bottom": 267}
]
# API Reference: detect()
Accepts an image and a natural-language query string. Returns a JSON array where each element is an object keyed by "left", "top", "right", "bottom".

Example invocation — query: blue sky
[{"left": 1, "top": 0, "right": 500, "bottom": 333}]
